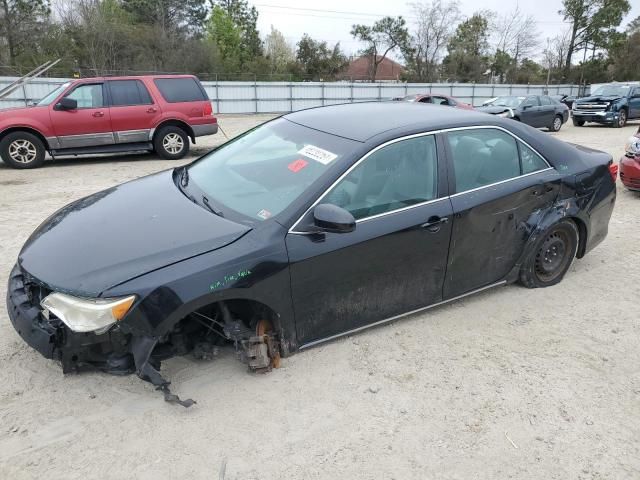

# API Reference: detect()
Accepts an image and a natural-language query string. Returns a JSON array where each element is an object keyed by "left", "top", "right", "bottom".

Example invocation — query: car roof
[
  {"left": 284, "top": 102, "right": 492, "bottom": 142},
  {"left": 74, "top": 75, "right": 198, "bottom": 83}
]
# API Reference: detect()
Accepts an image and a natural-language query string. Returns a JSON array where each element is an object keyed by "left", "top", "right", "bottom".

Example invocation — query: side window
[
  {"left": 447, "top": 129, "right": 520, "bottom": 193},
  {"left": 432, "top": 96, "right": 450, "bottom": 106},
  {"left": 65, "top": 84, "right": 104, "bottom": 109},
  {"left": 324, "top": 135, "right": 438, "bottom": 220},
  {"left": 418, "top": 96, "right": 431, "bottom": 103},
  {"left": 540, "top": 96, "right": 552, "bottom": 106},
  {"left": 153, "top": 78, "right": 207, "bottom": 102},
  {"left": 109, "top": 80, "right": 153, "bottom": 106},
  {"left": 519, "top": 142, "right": 548, "bottom": 174},
  {"left": 522, "top": 96, "right": 539, "bottom": 108}
]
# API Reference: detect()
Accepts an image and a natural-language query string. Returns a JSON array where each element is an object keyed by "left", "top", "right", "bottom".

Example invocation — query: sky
[{"left": 255, "top": 0, "right": 640, "bottom": 60}]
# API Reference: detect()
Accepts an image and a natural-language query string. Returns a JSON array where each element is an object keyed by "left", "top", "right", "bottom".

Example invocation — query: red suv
[{"left": 0, "top": 75, "right": 217, "bottom": 169}]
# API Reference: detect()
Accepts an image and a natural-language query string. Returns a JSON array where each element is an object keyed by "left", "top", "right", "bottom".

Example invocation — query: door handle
[
  {"left": 421, "top": 216, "right": 449, "bottom": 232},
  {"left": 92, "top": 111, "right": 104, "bottom": 117},
  {"left": 146, "top": 107, "right": 157, "bottom": 113}
]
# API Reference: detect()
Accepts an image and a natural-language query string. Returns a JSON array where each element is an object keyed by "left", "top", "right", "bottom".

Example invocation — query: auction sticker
[{"left": 298, "top": 145, "right": 338, "bottom": 165}]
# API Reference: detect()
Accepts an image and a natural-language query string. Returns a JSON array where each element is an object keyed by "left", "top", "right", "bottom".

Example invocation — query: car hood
[
  {"left": 19, "top": 170, "right": 251, "bottom": 297},
  {"left": 0, "top": 105, "right": 36, "bottom": 115},
  {"left": 575, "top": 95, "right": 623, "bottom": 103},
  {"left": 476, "top": 106, "right": 511, "bottom": 114}
]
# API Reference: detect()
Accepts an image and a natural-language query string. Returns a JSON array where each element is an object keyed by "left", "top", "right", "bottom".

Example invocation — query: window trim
[
  {"left": 61, "top": 82, "right": 106, "bottom": 110},
  {"left": 288, "top": 125, "right": 553, "bottom": 234},
  {"left": 106, "top": 79, "right": 154, "bottom": 108}
]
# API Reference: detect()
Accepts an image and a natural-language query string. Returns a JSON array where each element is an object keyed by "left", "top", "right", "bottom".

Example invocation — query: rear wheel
[
  {"left": 572, "top": 118, "right": 585, "bottom": 127},
  {"left": 519, "top": 220, "right": 579, "bottom": 289},
  {"left": 0, "top": 131, "right": 46, "bottom": 169},
  {"left": 154, "top": 126, "right": 190, "bottom": 160},
  {"left": 550, "top": 115, "right": 563, "bottom": 132}
]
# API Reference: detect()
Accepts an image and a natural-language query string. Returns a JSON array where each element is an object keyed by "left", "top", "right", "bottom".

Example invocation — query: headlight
[
  {"left": 625, "top": 136, "right": 640, "bottom": 156},
  {"left": 571, "top": 101, "right": 576, "bottom": 110},
  {"left": 41, "top": 293, "right": 136, "bottom": 333}
]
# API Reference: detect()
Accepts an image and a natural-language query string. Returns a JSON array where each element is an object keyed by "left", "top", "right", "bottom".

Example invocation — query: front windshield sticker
[
  {"left": 298, "top": 145, "right": 338, "bottom": 165},
  {"left": 209, "top": 269, "right": 252, "bottom": 291},
  {"left": 257, "top": 209, "right": 272, "bottom": 219},
  {"left": 288, "top": 159, "right": 308, "bottom": 173}
]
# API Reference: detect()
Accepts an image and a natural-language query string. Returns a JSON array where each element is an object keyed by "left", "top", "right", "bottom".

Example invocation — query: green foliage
[
  {"left": 121, "top": 0, "right": 207, "bottom": 33},
  {"left": 0, "top": 0, "right": 51, "bottom": 64},
  {"left": 293, "top": 34, "right": 348, "bottom": 80},
  {"left": 443, "top": 13, "right": 491, "bottom": 82}
]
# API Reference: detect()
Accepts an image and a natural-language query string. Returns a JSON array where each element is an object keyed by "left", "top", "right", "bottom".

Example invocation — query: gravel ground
[{"left": 0, "top": 116, "right": 639, "bottom": 480}]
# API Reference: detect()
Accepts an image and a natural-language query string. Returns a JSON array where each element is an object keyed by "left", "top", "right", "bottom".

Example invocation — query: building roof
[{"left": 345, "top": 55, "right": 405, "bottom": 81}]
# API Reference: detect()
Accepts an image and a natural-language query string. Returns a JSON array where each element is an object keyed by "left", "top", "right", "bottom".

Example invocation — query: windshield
[
  {"left": 490, "top": 96, "right": 525, "bottom": 108},
  {"left": 187, "top": 118, "right": 358, "bottom": 221},
  {"left": 590, "top": 85, "right": 631, "bottom": 97},
  {"left": 36, "top": 82, "right": 70, "bottom": 106}
]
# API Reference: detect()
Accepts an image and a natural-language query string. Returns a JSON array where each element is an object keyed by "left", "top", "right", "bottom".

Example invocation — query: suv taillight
[
  {"left": 609, "top": 162, "right": 619, "bottom": 182},
  {"left": 203, "top": 102, "right": 213, "bottom": 116}
]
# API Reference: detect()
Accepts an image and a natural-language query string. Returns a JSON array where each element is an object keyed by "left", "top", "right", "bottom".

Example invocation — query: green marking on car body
[{"left": 210, "top": 269, "right": 252, "bottom": 291}]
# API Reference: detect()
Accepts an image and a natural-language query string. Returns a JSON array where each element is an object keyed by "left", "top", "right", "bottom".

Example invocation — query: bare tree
[
  {"left": 491, "top": 6, "right": 540, "bottom": 82},
  {"left": 405, "top": 0, "right": 461, "bottom": 82}
]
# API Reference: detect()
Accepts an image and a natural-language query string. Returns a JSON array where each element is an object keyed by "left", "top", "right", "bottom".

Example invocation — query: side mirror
[
  {"left": 55, "top": 97, "right": 77, "bottom": 111},
  {"left": 313, "top": 204, "right": 355, "bottom": 233}
]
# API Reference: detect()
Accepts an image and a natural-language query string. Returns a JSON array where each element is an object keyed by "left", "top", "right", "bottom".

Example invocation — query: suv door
[
  {"left": 443, "top": 127, "right": 559, "bottom": 298},
  {"left": 50, "top": 82, "right": 113, "bottom": 148},
  {"left": 286, "top": 134, "right": 452, "bottom": 345},
  {"left": 106, "top": 79, "right": 161, "bottom": 144}
]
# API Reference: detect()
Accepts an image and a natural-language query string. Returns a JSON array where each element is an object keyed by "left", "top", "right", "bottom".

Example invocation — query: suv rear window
[
  {"left": 154, "top": 78, "right": 207, "bottom": 103},
  {"left": 108, "top": 80, "right": 152, "bottom": 106}
]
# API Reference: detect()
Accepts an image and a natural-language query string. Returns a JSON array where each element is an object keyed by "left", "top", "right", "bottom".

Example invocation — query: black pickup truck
[{"left": 572, "top": 83, "right": 640, "bottom": 128}]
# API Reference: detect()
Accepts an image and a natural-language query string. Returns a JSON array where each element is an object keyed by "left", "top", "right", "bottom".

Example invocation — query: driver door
[
  {"left": 49, "top": 82, "right": 114, "bottom": 149},
  {"left": 286, "top": 134, "right": 453, "bottom": 345},
  {"left": 520, "top": 96, "right": 541, "bottom": 126}
]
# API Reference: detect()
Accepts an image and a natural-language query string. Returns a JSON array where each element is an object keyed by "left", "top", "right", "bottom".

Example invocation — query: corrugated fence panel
[{"left": 0, "top": 77, "right": 586, "bottom": 113}]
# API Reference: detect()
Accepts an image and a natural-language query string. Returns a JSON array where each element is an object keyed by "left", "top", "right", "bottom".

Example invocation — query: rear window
[
  {"left": 154, "top": 78, "right": 207, "bottom": 103},
  {"left": 108, "top": 80, "right": 152, "bottom": 106}
]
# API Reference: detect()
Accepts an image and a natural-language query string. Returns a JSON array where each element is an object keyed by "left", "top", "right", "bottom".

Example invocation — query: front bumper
[
  {"left": 6, "top": 264, "right": 133, "bottom": 373},
  {"left": 572, "top": 110, "right": 617, "bottom": 124},
  {"left": 620, "top": 155, "right": 640, "bottom": 191}
]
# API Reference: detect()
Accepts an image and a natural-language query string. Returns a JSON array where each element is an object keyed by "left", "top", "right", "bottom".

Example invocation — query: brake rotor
[{"left": 255, "top": 319, "right": 281, "bottom": 369}]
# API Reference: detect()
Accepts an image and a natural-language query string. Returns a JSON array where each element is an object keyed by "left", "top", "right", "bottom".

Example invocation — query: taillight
[
  {"left": 609, "top": 162, "right": 619, "bottom": 182},
  {"left": 203, "top": 102, "right": 213, "bottom": 116}
]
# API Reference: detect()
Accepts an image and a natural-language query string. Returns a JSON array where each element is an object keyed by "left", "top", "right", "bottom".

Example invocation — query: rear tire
[
  {"left": 550, "top": 115, "right": 563, "bottom": 132},
  {"left": 0, "top": 131, "right": 46, "bottom": 169},
  {"left": 572, "top": 118, "right": 585, "bottom": 127},
  {"left": 154, "top": 126, "right": 190, "bottom": 160},
  {"left": 519, "top": 219, "right": 579, "bottom": 289}
]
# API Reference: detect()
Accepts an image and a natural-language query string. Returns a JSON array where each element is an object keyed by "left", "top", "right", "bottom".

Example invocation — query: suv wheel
[
  {"left": 614, "top": 109, "right": 627, "bottom": 128},
  {"left": 154, "top": 126, "right": 190, "bottom": 160},
  {"left": 0, "top": 131, "right": 46, "bottom": 169},
  {"left": 572, "top": 118, "right": 585, "bottom": 127}
]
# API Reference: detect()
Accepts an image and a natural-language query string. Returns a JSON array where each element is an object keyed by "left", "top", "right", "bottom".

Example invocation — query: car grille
[
  {"left": 573, "top": 103, "right": 608, "bottom": 114},
  {"left": 19, "top": 267, "right": 51, "bottom": 309}
]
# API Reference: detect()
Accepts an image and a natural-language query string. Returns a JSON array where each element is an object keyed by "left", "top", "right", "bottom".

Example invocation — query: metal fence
[{"left": 0, "top": 76, "right": 585, "bottom": 113}]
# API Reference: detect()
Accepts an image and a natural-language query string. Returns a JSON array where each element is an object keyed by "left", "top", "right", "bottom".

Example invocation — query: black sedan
[
  {"left": 7, "top": 103, "right": 616, "bottom": 405},
  {"left": 477, "top": 95, "right": 570, "bottom": 131}
]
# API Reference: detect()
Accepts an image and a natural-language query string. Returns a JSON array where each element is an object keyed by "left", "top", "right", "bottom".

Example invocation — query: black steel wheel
[{"left": 520, "top": 220, "right": 579, "bottom": 288}]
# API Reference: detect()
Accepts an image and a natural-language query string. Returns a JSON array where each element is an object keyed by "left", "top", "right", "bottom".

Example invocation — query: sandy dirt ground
[{"left": 0, "top": 115, "right": 639, "bottom": 480}]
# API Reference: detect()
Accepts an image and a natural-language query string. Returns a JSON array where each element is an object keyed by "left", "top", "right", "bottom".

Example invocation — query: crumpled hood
[
  {"left": 19, "top": 170, "right": 251, "bottom": 296},
  {"left": 476, "top": 106, "right": 512, "bottom": 114},
  {"left": 575, "top": 95, "right": 622, "bottom": 104}
]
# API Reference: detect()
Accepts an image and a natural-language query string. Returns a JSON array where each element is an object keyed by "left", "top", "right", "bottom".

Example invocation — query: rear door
[
  {"left": 106, "top": 79, "right": 161, "bottom": 144},
  {"left": 539, "top": 95, "right": 557, "bottom": 126},
  {"left": 442, "top": 127, "right": 559, "bottom": 298},
  {"left": 50, "top": 82, "right": 114, "bottom": 148}
]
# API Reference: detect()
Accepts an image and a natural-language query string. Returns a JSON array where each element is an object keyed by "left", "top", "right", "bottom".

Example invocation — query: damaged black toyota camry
[{"left": 7, "top": 102, "right": 616, "bottom": 406}]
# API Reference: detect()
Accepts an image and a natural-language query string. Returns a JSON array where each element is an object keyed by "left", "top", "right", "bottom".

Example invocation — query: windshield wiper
[{"left": 202, "top": 195, "right": 224, "bottom": 217}]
